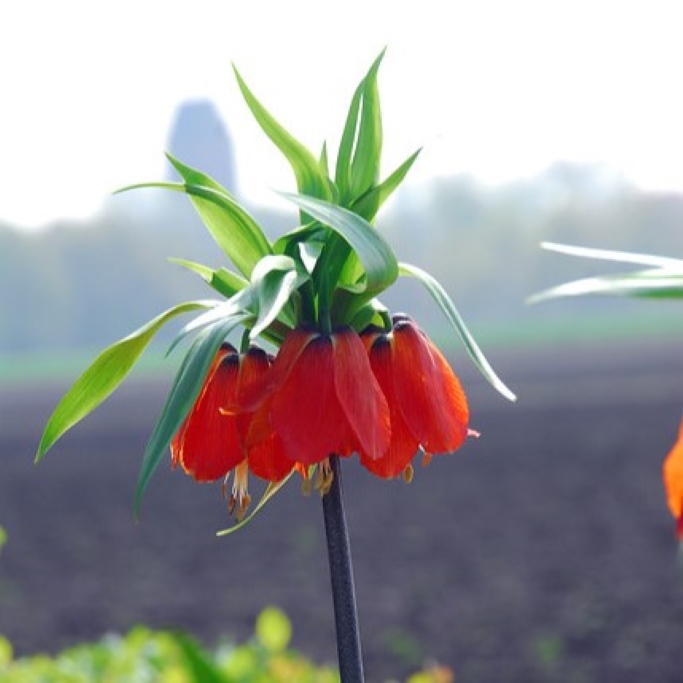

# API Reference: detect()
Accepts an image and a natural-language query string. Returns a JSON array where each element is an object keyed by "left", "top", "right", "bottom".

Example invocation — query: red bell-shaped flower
[
  {"left": 663, "top": 419, "right": 683, "bottom": 539},
  {"left": 360, "top": 316, "right": 471, "bottom": 478},
  {"left": 171, "top": 344, "right": 296, "bottom": 485},
  {"left": 246, "top": 326, "right": 391, "bottom": 466},
  {"left": 171, "top": 343, "right": 243, "bottom": 482}
]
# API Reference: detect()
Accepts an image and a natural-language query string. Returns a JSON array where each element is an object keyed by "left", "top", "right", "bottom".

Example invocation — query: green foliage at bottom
[
  {"left": 0, "top": 607, "right": 334, "bottom": 683},
  {"left": 0, "top": 607, "right": 452, "bottom": 683}
]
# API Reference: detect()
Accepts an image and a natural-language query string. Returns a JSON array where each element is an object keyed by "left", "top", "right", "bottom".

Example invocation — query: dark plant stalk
[{"left": 322, "top": 454, "right": 365, "bottom": 682}]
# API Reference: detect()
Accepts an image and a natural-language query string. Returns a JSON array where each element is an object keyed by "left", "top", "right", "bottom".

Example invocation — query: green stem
[{"left": 322, "top": 455, "right": 365, "bottom": 682}]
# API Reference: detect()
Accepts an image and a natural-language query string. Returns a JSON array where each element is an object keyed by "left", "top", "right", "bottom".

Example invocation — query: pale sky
[{"left": 1, "top": 0, "right": 683, "bottom": 229}]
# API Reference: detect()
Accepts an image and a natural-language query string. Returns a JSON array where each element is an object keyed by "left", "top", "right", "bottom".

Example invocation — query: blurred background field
[{"left": 3, "top": 2, "right": 683, "bottom": 681}]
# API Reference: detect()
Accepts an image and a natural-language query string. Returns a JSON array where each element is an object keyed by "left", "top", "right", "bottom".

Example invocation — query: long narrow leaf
[
  {"left": 335, "top": 50, "right": 385, "bottom": 203},
  {"left": 118, "top": 174, "right": 271, "bottom": 278},
  {"left": 399, "top": 262, "right": 517, "bottom": 402},
  {"left": 349, "top": 49, "right": 384, "bottom": 200},
  {"left": 249, "top": 255, "right": 308, "bottom": 337},
  {"left": 281, "top": 193, "right": 398, "bottom": 296},
  {"left": 136, "top": 313, "right": 248, "bottom": 514},
  {"left": 36, "top": 301, "right": 213, "bottom": 462},
  {"left": 170, "top": 258, "right": 248, "bottom": 299},
  {"left": 233, "top": 66, "right": 331, "bottom": 200},
  {"left": 541, "top": 242, "right": 683, "bottom": 269},
  {"left": 529, "top": 268, "right": 683, "bottom": 302}
]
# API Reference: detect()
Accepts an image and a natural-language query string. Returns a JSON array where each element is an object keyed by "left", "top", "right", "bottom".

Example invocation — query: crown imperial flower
[{"left": 36, "top": 52, "right": 514, "bottom": 530}]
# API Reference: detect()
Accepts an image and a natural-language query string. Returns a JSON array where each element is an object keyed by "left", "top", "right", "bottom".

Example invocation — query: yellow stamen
[
  {"left": 228, "top": 460, "right": 251, "bottom": 520},
  {"left": 402, "top": 464, "right": 414, "bottom": 483},
  {"left": 314, "top": 458, "right": 334, "bottom": 496}
]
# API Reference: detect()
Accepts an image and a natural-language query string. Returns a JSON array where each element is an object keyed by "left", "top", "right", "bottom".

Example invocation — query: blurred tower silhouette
[{"left": 165, "top": 99, "right": 236, "bottom": 193}]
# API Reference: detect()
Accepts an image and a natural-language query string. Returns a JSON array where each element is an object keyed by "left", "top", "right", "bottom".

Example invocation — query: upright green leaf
[
  {"left": 336, "top": 49, "right": 385, "bottom": 202},
  {"left": 399, "top": 262, "right": 517, "bottom": 402},
  {"left": 233, "top": 66, "right": 331, "bottom": 200},
  {"left": 137, "top": 313, "right": 248, "bottom": 513},
  {"left": 349, "top": 50, "right": 384, "bottom": 199},
  {"left": 281, "top": 193, "right": 398, "bottom": 297},
  {"left": 118, "top": 156, "right": 271, "bottom": 278},
  {"left": 36, "top": 301, "right": 214, "bottom": 462}
]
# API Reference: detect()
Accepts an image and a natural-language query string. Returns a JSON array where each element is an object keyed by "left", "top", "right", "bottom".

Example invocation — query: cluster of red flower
[{"left": 172, "top": 316, "right": 474, "bottom": 518}]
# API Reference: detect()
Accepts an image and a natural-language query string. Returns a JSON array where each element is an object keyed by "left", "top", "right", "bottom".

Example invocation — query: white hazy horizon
[{"left": 2, "top": 0, "right": 683, "bottom": 230}]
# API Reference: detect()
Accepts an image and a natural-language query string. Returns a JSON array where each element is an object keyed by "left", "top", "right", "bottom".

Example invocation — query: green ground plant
[{"left": 0, "top": 607, "right": 451, "bottom": 683}]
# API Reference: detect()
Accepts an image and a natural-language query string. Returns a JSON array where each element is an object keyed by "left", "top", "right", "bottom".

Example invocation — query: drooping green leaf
[
  {"left": 216, "top": 474, "right": 294, "bottom": 537},
  {"left": 233, "top": 66, "right": 331, "bottom": 201},
  {"left": 352, "top": 148, "right": 422, "bottom": 220},
  {"left": 117, "top": 158, "right": 271, "bottom": 278},
  {"left": 281, "top": 193, "right": 398, "bottom": 298},
  {"left": 249, "top": 254, "right": 308, "bottom": 337},
  {"left": 36, "top": 301, "right": 214, "bottom": 462},
  {"left": 166, "top": 297, "right": 249, "bottom": 357},
  {"left": 136, "top": 313, "right": 248, "bottom": 514},
  {"left": 399, "top": 262, "right": 517, "bottom": 402}
]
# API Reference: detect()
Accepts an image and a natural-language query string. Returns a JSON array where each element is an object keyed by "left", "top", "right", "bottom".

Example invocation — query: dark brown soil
[{"left": 2, "top": 338, "right": 683, "bottom": 682}]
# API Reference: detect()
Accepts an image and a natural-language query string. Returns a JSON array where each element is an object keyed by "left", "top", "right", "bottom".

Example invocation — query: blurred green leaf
[
  {"left": 255, "top": 607, "right": 292, "bottom": 653},
  {"left": 0, "top": 526, "right": 6, "bottom": 555},
  {"left": 531, "top": 242, "right": 683, "bottom": 302},
  {"left": 36, "top": 301, "right": 214, "bottom": 462},
  {"left": 173, "top": 633, "right": 227, "bottom": 683},
  {"left": 399, "top": 262, "right": 517, "bottom": 402},
  {"left": 118, "top": 155, "right": 272, "bottom": 278},
  {"left": 137, "top": 314, "right": 248, "bottom": 514},
  {"left": 233, "top": 66, "right": 332, "bottom": 201},
  {"left": 540, "top": 241, "right": 683, "bottom": 268}
]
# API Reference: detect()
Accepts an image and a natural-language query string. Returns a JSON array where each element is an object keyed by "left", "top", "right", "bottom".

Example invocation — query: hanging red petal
[
  {"left": 333, "top": 327, "right": 390, "bottom": 462},
  {"left": 238, "top": 327, "right": 315, "bottom": 412},
  {"left": 270, "top": 333, "right": 355, "bottom": 465},
  {"left": 171, "top": 344, "right": 245, "bottom": 482},
  {"left": 360, "top": 334, "right": 419, "bottom": 478},
  {"left": 391, "top": 318, "right": 469, "bottom": 455}
]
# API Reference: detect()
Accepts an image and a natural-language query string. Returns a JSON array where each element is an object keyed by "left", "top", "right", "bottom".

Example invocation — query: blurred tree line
[{"left": 1, "top": 162, "right": 681, "bottom": 356}]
